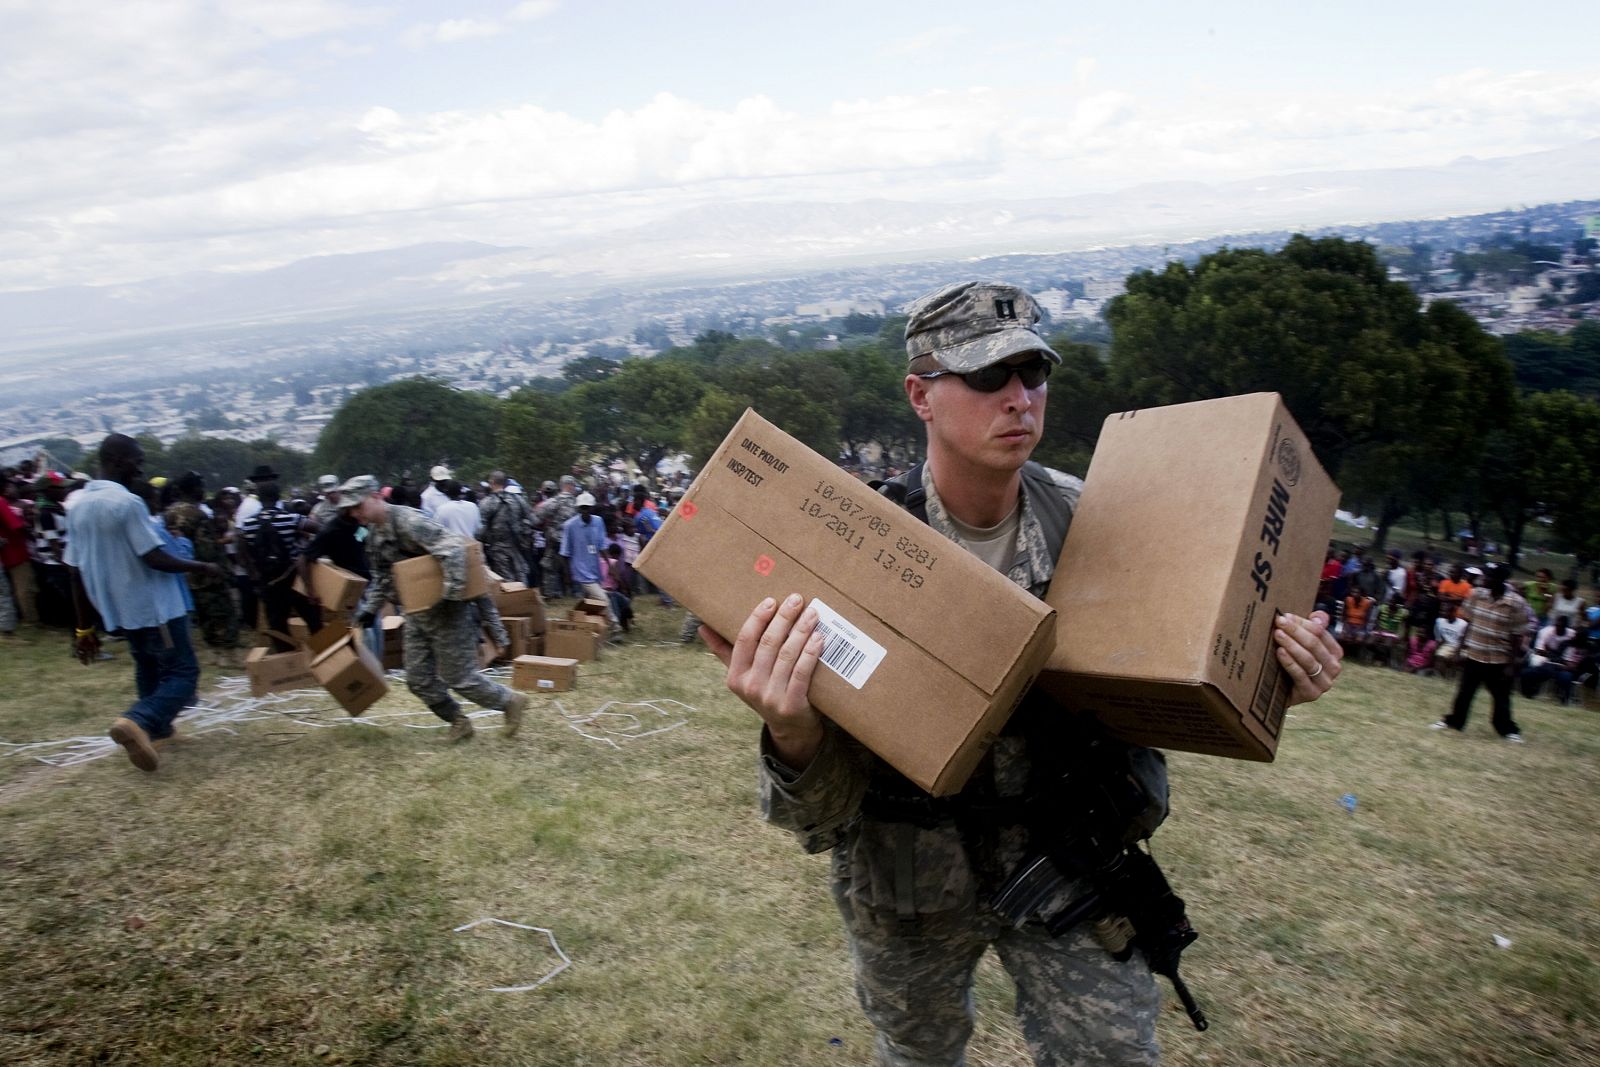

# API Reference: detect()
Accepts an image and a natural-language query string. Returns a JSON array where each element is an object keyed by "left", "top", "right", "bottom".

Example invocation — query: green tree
[
  {"left": 498, "top": 390, "right": 581, "bottom": 485},
  {"left": 682, "top": 388, "right": 748, "bottom": 466},
  {"left": 1106, "top": 235, "right": 1515, "bottom": 548},
  {"left": 314, "top": 378, "right": 500, "bottom": 483},
  {"left": 565, "top": 358, "right": 707, "bottom": 468},
  {"left": 165, "top": 436, "right": 310, "bottom": 489},
  {"left": 33, "top": 436, "right": 84, "bottom": 471},
  {"left": 562, "top": 355, "right": 622, "bottom": 384}
]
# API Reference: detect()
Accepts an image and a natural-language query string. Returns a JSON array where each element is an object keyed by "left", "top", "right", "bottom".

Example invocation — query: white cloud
[
  {"left": 404, "top": 17, "right": 504, "bottom": 48},
  {"left": 3, "top": 5, "right": 1598, "bottom": 294},
  {"left": 882, "top": 26, "right": 968, "bottom": 58},
  {"left": 508, "top": 0, "right": 559, "bottom": 20}
]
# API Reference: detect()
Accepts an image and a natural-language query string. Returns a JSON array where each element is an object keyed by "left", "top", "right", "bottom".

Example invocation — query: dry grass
[{"left": 2, "top": 606, "right": 1597, "bottom": 1066}]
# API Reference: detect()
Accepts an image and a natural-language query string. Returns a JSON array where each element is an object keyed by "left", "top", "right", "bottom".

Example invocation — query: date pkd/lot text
[{"left": 636, "top": 408, "right": 1055, "bottom": 796}]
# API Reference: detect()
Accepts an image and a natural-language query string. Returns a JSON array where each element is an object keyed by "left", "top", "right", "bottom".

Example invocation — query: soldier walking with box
[
  {"left": 701, "top": 282, "right": 1344, "bottom": 1065},
  {"left": 339, "top": 476, "right": 527, "bottom": 742}
]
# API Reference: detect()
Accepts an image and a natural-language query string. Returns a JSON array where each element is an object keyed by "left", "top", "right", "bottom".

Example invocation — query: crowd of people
[
  {"left": 1318, "top": 546, "right": 1599, "bottom": 709},
  {"left": 0, "top": 454, "right": 687, "bottom": 650}
]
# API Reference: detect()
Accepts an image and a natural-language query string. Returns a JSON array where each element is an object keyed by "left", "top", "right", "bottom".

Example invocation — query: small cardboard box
[
  {"left": 636, "top": 408, "right": 1056, "bottom": 796},
  {"left": 574, "top": 597, "right": 609, "bottom": 618},
  {"left": 564, "top": 606, "right": 608, "bottom": 638},
  {"left": 544, "top": 620, "right": 599, "bottom": 663},
  {"left": 380, "top": 614, "right": 405, "bottom": 670},
  {"left": 512, "top": 655, "right": 578, "bottom": 692},
  {"left": 1037, "top": 393, "right": 1340, "bottom": 761},
  {"left": 245, "top": 645, "right": 315, "bottom": 697},
  {"left": 392, "top": 540, "right": 490, "bottom": 614},
  {"left": 293, "top": 559, "right": 368, "bottom": 614},
  {"left": 501, "top": 616, "right": 535, "bottom": 661},
  {"left": 492, "top": 582, "right": 545, "bottom": 631},
  {"left": 307, "top": 626, "right": 390, "bottom": 717},
  {"left": 287, "top": 617, "right": 311, "bottom": 647}
]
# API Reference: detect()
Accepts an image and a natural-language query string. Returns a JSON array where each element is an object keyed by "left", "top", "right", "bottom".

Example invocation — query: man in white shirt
[
  {"left": 419, "top": 464, "right": 452, "bottom": 517},
  {"left": 1550, "top": 579, "right": 1586, "bottom": 629},
  {"left": 433, "top": 481, "right": 482, "bottom": 539}
]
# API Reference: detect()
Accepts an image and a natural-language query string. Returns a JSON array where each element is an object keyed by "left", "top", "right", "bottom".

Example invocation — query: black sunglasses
[{"left": 916, "top": 356, "right": 1052, "bottom": 393}]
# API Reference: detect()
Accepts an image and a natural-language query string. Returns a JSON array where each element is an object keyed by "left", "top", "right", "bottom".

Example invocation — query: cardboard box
[
  {"left": 512, "top": 655, "right": 578, "bottom": 692},
  {"left": 574, "top": 597, "right": 608, "bottom": 619},
  {"left": 544, "top": 620, "right": 600, "bottom": 663},
  {"left": 1037, "top": 393, "right": 1340, "bottom": 761},
  {"left": 564, "top": 606, "right": 608, "bottom": 638},
  {"left": 380, "top": 614, "right": 405, "bottom": 670},
  {"left": 391, "top": 540, "right": 490, "bottom": 614},
  {"left": 636, "top": 408, "right": 1056, "bottom": 796},
  {"left": 492, "top": 582, "right": 545, "bottom": 631},
  {"left": 245, "top": 645, "right": 316, "bottom": 697},
  {"left": 307, "top": 626, "right": 390, "bottom": 717},
  {"left": 287, "top": 617, "right": 311, "bottom": 647},
  {"left": 501, "top": 615, "right": 535, "bottom": 661},
  {"left": 292, "top": 559, "right": 369, "bottom": 614}
]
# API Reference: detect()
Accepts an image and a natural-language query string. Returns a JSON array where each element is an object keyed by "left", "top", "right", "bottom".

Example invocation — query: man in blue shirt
[
  {"left": 559, "top": 492, "right": 616, "bottom": 631},
  {"left": 66, "top": 434, "right": 228, "bottom": 772}
]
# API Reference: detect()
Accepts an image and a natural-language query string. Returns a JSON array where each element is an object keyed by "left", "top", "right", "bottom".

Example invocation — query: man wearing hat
[
  {"left": 559, "top": 491, "right": 617, "bottom": 629},
  {"left": 1433, "top": 561, "right": 1529, "bottom": 741},
  {"left": 702, "top": 281, "right": 1344, "bottom": 1065},
  {"left": 340, "top": 476, "right": 526, "bottom": 742},
  {"left": 479, "top": 470, "right": 535, "bottom": 585},
  {"left": 420, "top": 464, "right": 452, "bottom": 518},
  {"left": 535, "top": 475, "right": 580, "bottom": 599},
  {"left": 310, "top": 475, "right": 342, "bottom": 526}
]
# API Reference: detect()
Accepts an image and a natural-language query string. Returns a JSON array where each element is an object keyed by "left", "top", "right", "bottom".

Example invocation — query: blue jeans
[{"left": 122, "top": 615, "right": 200, "bottom": 739}]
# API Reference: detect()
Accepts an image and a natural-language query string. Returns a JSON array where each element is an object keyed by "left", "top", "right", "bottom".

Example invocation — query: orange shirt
[
  {"left": 1438, "top": 579, "right": 1473, "bottom": 603},
  {"left": 1344, "top": 596, "right": 1374, "bottom": 627}
]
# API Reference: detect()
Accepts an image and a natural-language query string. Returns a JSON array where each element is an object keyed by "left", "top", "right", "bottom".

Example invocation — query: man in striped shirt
[{"left": 1434, "top": 562, "right": 1529, "bottom": 741}]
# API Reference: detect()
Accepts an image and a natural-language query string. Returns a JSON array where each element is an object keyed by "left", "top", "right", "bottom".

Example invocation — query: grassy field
[{"left": 2, "top": 602, "right": 1598, "bottom": 1066}]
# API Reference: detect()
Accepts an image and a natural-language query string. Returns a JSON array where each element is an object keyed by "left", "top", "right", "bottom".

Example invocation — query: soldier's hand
[
  {"left": 1276, "top": 610, "right": 1342, "bottom": 705},
  {"left": 700, "top": 593, "right": 826, "bottom": 770}
]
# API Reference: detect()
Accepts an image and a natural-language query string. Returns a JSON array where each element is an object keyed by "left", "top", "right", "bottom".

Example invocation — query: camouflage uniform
[
  {"left": 165, "top": 501, "right": 239, "bottom": 648},
  {"left": 358, "top": 504, "right": 516, "bottom": 723},
  {"left": 535, "top": 490, "right": 577, "bottom": 598},
  {"left": 759, "top": 465, "right": 1167, "bottom": 1067},
  {"left": 478, "top": 489, "right": 533, "bottom": 585}
]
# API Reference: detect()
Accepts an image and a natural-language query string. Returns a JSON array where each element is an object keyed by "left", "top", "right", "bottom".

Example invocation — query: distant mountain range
[{"left": 3, "top": 138, "right": 1597, "bottom": 353}]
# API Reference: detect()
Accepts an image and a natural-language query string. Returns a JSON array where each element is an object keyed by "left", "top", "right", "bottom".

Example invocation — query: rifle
[{"left": 987, "top": 736, "right": 1209, "bottom": 1032}]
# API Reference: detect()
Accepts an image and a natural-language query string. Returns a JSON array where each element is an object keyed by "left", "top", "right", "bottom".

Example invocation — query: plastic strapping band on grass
[
  {"left": 550, "top": 698, "right": 697, "bottom": 749},
  {"left": 452, "top": 917, "right": 571, "bottom": 992}
]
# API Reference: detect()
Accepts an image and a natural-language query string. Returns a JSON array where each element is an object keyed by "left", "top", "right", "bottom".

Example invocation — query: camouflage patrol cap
[
  {"left": 334, "top": 475, "right": 381, "bottom": 509},
  {"left": 903, "top": 281, "right": 1059, "bottom": 372}
]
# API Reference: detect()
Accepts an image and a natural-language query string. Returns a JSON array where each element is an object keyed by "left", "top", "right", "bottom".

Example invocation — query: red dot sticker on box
[
  {"left": 680, "top": 500, "right": 698, "bottom": 519},
  {"left": 753, "top": 554, "right": 775, "bottom": 577}
]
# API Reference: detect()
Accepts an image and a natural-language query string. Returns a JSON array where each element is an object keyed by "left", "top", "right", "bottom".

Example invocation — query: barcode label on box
[
  {"left": 537, "top": 679, "right": 555, "bottom": 689},
  {"left": 807, "top": 598, "right": 886, "bottom": 690}
]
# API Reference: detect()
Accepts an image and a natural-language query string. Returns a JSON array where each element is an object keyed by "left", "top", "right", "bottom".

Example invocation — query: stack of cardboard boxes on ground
[
  {"left": 637, "top": 396, "right": 1338, "bottom": 796},
  {"left": 245, "top": 556, "right": 390, "bottom": 716}
]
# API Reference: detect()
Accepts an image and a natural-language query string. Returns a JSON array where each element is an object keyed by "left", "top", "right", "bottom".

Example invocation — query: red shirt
[{"left": 0, "top": 499, "right": 29, "bottom": 569}]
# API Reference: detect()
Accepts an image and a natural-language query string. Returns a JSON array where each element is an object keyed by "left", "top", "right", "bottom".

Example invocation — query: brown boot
[
  {"left": 502, "top": 692, "right": 528, "bottom": 739},
  {"left": 447, "top": 715, "right": 475, "bottom": 743},
  {"left": 109, "top": 717, "right": 159, "bottom": 772}
]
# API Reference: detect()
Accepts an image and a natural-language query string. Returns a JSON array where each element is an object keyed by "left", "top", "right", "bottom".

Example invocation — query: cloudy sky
[{"left": 5, "top": 0, "right": 1599, "bottom": 291}]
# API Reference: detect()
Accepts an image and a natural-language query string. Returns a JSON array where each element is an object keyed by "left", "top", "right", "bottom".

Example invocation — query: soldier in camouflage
[
  {"left": 702, "top": 281, "right": 1345, "bottom": 1066},
  {"left": 479, "top": 470, "right": 533, "bottom": 585},
  {"left": 535, "top": 475, "right": 578, "bottom": 599},
  {"left": 338, "top": 476, "right": 527, "bottom": 742}
]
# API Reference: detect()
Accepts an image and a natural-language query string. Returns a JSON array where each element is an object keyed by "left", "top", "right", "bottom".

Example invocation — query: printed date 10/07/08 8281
[{"left": 797, "top": 486, "right": 937, "bottom": 588}]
